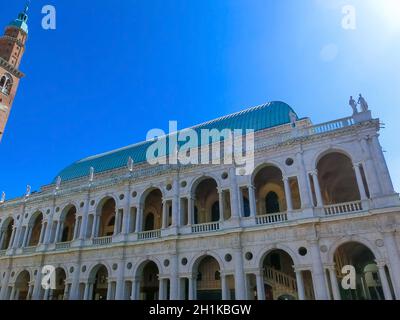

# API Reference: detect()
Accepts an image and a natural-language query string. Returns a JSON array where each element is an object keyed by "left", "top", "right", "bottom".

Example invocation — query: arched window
[
  {"left": 265, "top": 192, "right": 280, "bottom": 214},
  {"left": 144, "top": 213, "right": 155, "bottom": 231},
  {"left": 0, "top": 74, "right": 12, "bottom": 95},
  {"left": 211, "top": 202, "right": 220, "bottom": 222}
]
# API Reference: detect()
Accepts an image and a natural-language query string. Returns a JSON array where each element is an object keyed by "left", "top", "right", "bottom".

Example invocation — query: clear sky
[{"left": 0, "top": 0, "right": 399, "bottom": 199}]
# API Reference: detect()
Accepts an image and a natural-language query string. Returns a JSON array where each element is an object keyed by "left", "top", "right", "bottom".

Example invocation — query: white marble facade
[{"left": 0, "top": 109, "right": 399, "bottom": 301}]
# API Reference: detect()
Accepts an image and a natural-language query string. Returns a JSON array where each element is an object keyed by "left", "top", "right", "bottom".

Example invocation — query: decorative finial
[
  {"left": 25, "top": 185, "right": 31, "bottom": 197},
  {"left": 89, "top": 167, "right": 95, "bottom": 182},
  {"left": 127, "top": 157, "right": 134, "bottom": 172},
  {"left": 24, "top": 1, "right": 30, "bottom": 13},
  {"left": 0, "top": 192, "right": 5, "bottom": 203},
  {"left": 55, "top": 176, "right": 62, "bottom": 190}
]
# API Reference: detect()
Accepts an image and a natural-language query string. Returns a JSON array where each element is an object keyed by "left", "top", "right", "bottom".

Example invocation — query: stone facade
[{"left": 0, "top": 106, "right": 399, "bottom": 300}]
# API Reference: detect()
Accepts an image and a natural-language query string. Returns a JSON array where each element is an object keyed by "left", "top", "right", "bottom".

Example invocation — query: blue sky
[{"left": 0, "top": 0, "right": 399, "bottom": 199}]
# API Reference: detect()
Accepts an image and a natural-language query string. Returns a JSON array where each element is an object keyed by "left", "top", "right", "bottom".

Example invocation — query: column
[
  {"left": 130, "top": 278, "right": 139, "bottom": 300},
  {"left": 309, "top": 240, "right": 329, "bottom": 299},
  {"left": 43, "top": 288, "right": 50, "bottom": 300},
  {"left": 310, "top": 171, "right": 324, "bottom": 207},
  {"left": 72, "top": 217, "right": 79, "bottom": 240},
  {"left": 170, "top": 255, "right": 179, "bottom": 300},
  {"left": 22, "top": 227, "right": 29, "bottom": 247},
  {"left": 9, "top": 226, "right": 16, "bottom": 249},
  {"left": 12, "top": 224, "right": 21, "bottom": 249},
  {"left": 53, "top": 221, "right": 61, "bottom": 243},
  {"left": 218, "top": 190, "right": 224, "bottom": 222},
  {"left": 115, "top": 262, "right": 125, "bottom": 300},
  {"left": 188, "top": 276, "right": 196, "bottom": 300},
  {"left": 43, "top": 214, "right": 54, "bottom": 244},
  {"left": 248, "top": 185, "right": 257, "bottom": 217},
  {"left": 221, "top": 274, "right": 229, "bottom": 300},
  {"left": 113, "top": 211, "right": 119, "bottom": 235},
  {"left": 159, "top": 279, "right": 165, "bottom": 300},
  {"left": 172, "top": 178, "right": 180, "bottom": 227},
  {"left": 135, "top": 204, "right": 143, "bottom": 233},
  {"left": 0, "top": 231, "right": 5, "bottom": 249},
  {"left": 296, "top": 152, "right": 312, "bottom": 208},
  {"left": 377, "top": 262, "right": 393, "bottom": 300},
  {"left": 162, "top": 200, "right": 168, "bottom": 229},
  {"left": 69, "top": 268, "right": 80, "bottom": 300},
  {"left": 229, "top": 167, "right": 240, "bottom": 218},
  {"left": 32, "top": 269, "right": 43, "bottom": 300},
  {"left": 63, "top": 283, "right": 69, "bottom": 300},
  {"left": 353, "top": 163, "right": 368, "bottom": 200},
  {"left": 79, "top": 212, "right": 88, "bottom": 239},
  {"left": 255, "top": 271, "right": 266, "bottom": 300},
  {"left": 9, "top": 286, "right": 15, "bottom": 300},
  {"left": 27, "top": 284, "right": 34, "bottom": 300},
  {"left": 91, "top": 215, "right": 99, "bottom": 238},
  {"left": 360, "top": 137, "right": 381, "bottom": 197},
  {"left": 383, "top": 231, "right": 400, "bottom": 299},
  {"left": 106, "top": 281, "right": 113, "bottom": 300},
  {"left": 295, "top": 269, "right": 305, "bottom": 300},
  {"left": 327, "top": 266, "right": 341, "bottom": 300},
  {"left": 234, "top": 248, "right": 246, "bottom": 300},
  {"left": 122, "top": 207, "right": 130, "bottom": 235},
  {"left": 38, "top": 222, "right": 46, "bottom": 245},
  {"left": 283, "top": 177, "right": 293, "bottom": 212},
  {"left": 370, "top": 135, "right": 395, "bottom": 194},
  {"left": 187, "top": 197, "right": 194, "bottom": 225},
  {"left": 83, "top": 283, "right": 90, "bottom": 300}
]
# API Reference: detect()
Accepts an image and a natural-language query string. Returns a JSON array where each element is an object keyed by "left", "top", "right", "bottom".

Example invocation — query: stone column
[
  {"left": 187, "top": 197, "right": 194, "bottom": 225},
  {"left": 0, "top": 231, "right": 5, "bottom": 249},
  {"left": 353, "top": 163, "right": 368, "bottom": 201},
  {"left": 310, "top": 171, "right": 324, "bottom": 207},
  {"left": 130, "top": 278, "right": 140, "bottom": 300},
  {"left": 106, "top": 281, "right": 113, "bottom": 300},
  {"left": 188, "top": 276, "right": 196, "bottom": 300},
  {"left": 72, "top": 217, "right": 80, "bottom": 240},
  {"left": 229, "top": 167, "right": 240, "bottom": 218},
  {"left": 113, "top": 210, "right": 120, "bottom": 235},
  {"left": 172, "top": 178, "right": 180, "bottom": 227},
  {"left": 234, "top": 248, "right": 246, "bottom": 300},
  {"left": 248, "top": 185, "right": 257, "bottom": 217},
  {"left": 32, "top": 269, "right": 43, "bottom": 300},
  {"left": 83, "top": 282, "right": 90, "bottom": 300},
  {"left": 12, "top": 224, "right": 21, "bottom": 249},
  {"left": 295, "top": 269, "right": 305, "bottom": 300},
  {"left": 159, "top": 279, "right": 166, "bottom": 300},
  {"left": 135, "top": 204, "right": 143, "bottom": 233},
  {"left": 170, "top": 254, "right": 179, "bottom": 300},
  {"left": 255, "top": 271, "right": 266, "bottom": 300},
  {"left": 162, "top": 200, "right": 168, "bottom": 229},
  {"left": 22, "top": 227, "right": 29, "bottom": 248},
  {"left": 221, "top": 273, "right": 229, "bottom": 300},
  {"left": 327, "top": 265, "right": 341, "bottom": 300},
  {"left": 376, "top": 261, "right": 393, "bottom": 300},
  {"left": 383, "top": 231, "right": 400, "bottom": 299},
  {"left": 115, "top": 262, "right": 125, "bottom": 300},
  {"left": 9, "top": 286, "right": 15, "bottom": 300},
  {"left": 370, "top": 135, "right": 395, "bottom": 195},
  {"left": 69, "top": 267, "right": 80, "bottom": 300},
  {"left": 283, "top": 176, "right": 293, "bottom": 212},
  {"left": 296, "top": 152, "right": 312, "bottom": 208},
  {"left": 91, "top": 215, "right": 99, "bottom": 238},
  {"left": 53, "top": 221, "right": 61, "bottom": 243},
  {"left": 218, "top": 189, "right": 224, "bottom": 222},
  {"left": 38, "top": 221, "right": 46, "bottom": 245},
  {"left": 360, "top": 137, "right": 381, "bottom": 197},
  {"left": 309, "top": 240, "right": 329, "bottom": 299}
]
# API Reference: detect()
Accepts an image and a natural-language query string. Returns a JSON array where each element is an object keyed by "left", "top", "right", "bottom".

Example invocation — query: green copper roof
[
  {"left": 55, "top": 101, "right": 298, "bottom": 182},
  {"left": 9, "top": 3, "right": 29, "bottom": 34}
]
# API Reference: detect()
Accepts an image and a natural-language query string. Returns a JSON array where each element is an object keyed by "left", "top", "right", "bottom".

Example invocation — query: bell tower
[{"left": 0, "top": 3, "right": 29, "bottom": 142}]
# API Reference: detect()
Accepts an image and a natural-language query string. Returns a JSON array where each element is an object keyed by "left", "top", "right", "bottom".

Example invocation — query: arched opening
[
  {"left": 60, "top": 206, "right": 76, "bottom": 242},
  {"left": 317, "top": 152, "right": 361, "bottom": 205},
  {"left": 90, "top": 265, "right": 109, "bottom": 300},
  {"left": 260, "top": 250, "right": 313, "bottom": 300},
  {"left": 28, "top": 212, "right": 44, "bottom": 246},
  {"left": 0, "top": 73, "right": 12, "bottom": 95},
  {"left": 193, "top": 178, "right": 219, "bottom": 224},
  {"left": 143, "top": 189, "right": 163, "bottom": 231},
  {"left": 253, "top": 166, "right": 286, "bottom": 215},
  {"left": 139, "top": 261, "right": 160, "bottom": 300},
  {"left": 333, "top": 242, "right": 388, "bottom": 300},
  {"left": 265, "top": 191, "right": 280, "bottom": 214},
  {"left": 0, "top": 217, "right": 14, "bottom": 250},
  {"left": 195, "top": 256, "right": 222, "bottom": 300},
  {"left": 14, "top": 271, "right": 30, "bottom": 300},
  {"left": 98, "top": 198, "right": 116, "bottom": 237},
  {"left": 51, "top": 268, "right": 67, "bottom": 300}
]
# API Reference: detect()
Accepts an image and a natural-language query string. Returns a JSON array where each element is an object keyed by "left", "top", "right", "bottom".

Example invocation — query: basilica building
[{"left": 1, "top": 6, "right": 400, "bottom": 301}]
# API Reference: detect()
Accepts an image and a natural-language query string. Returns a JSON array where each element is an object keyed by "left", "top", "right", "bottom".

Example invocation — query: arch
[
  {"left": 190, "top": 251, "right": 225, "bottom": 275},
  {"left": 28, "top": 211, "right": 44, "bottom": 246},
  {"left": 189, "top": 174, "right": 221, "bottom": 196},
  {"left": 316, "top": 151, "right": 361, "bottom": 205},
  {"left": 134, "top": 258, "right": 163, "bottom": 279},
  {"left": 312, "top": 147, "right": 355, "bottom": 171},
  {"left": 331, "top": 240, "right": 386, "bottom": 300},
  {"left": 14, "top": 270, "right": 30, "bottom": 300},
  {"left": 191, "top": 254, "right": 222, "bottom": 300},
  {"left": 0, "top": 73, "right": 13, "bottom": 95},
  {"left": 257, "top": 245, "right": 299, "bottom": 270},
  {"left": 139, "top": 187, "right": 165, "bottom": 206},
  {"left": 0, "top": 217, "right": 14, "bottom": 250},
  {"left": 96, "top": 197, "right": 116, "bottom": 237},
  {"left": 251, "top": 162, "right": 286, "bottom": 185},
  {"left": 59, "top": 205, "right": 77, "bottom": 242},
  {"left": 327, "top": 236, "right": 383, "bottom": 265},
  {"left": 192, "top": 177, "right": 219, "bottom": 224},
  {"left": 253, "top": 164, "right": 286, "bottom": 215},
  {"left": 51, "top": 267, "right": 67, "bottom": 300},
  {"left": 134, "top": 259, "right": 161, "bottom": 301},
  {"left": 141, "top": 188, "right": 163, "bottom": 231},
  {"left": 88, "top": 263, "right": 111, "bottom": 300}
]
